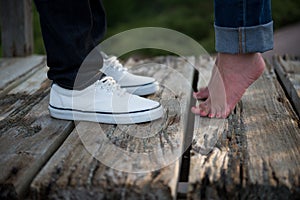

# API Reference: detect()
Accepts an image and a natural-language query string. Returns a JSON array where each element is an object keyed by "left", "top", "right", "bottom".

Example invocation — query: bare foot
[
  {"left": 193, "top": 65, "right": 217, "bottom": 100},
  {"left": 193, "top": 87, "right": 209, "bottom": 100},
  {"left": 192, "top": 53, "right": 265, "bottom": 118},
  {"left": 193, "top": 57, "right": 219, "bottom": 100}
]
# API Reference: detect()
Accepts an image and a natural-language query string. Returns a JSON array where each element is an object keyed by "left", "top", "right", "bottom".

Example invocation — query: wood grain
[
  {"left": 188, "top": 57, "right": 300, "bottom": 199},
  {"left": 0, "top": 66, "right": 48, "bottom": 121},
  {"left": 0, "top": 64, "right": 74, "bottom": 199},
  {"left": 0, "top": 55, "right": 45, "bottom": 96},
  {"left": 0, "top": 0, "right": 33, "bottom": 57},
  {"left": 274, "top": 55, "right": 300, "bottom": 117},
  {"left": 192, "top": 55, "right": 225, "bottom": 156},
  {"left": 1, "top": 54, "right": 298, "bottom": 199},
  {"left": 30, "top": 56, "right": 195, "bottom": 199}
]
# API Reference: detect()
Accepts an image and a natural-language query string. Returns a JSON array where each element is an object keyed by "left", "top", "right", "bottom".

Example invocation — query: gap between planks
[
  {"left": 30, "top": 56, "right": 196, "bottom": 200},
  {"left": 273, "top": 55, "right": 300, "bottom": 117},
  {"left": 188, "top": 56, "right": 300, "bottom": 199},
  {"left": 0, "top": 55, "right": 46, "bottom": 97},
  {"left": 0, "top": 59, "right": 75, "bottom": 199}
]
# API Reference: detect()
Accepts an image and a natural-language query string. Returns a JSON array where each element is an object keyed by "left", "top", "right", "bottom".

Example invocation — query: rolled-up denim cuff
[{"left": 215, "top": 21, "right": 274, "bottom": 54}]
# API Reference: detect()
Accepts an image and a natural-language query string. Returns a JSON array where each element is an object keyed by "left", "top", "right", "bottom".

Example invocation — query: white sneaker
[
  {"left": 100, "top": 52, "right": 159, "bottom": 96},
  {"left": 49, "top": 77, "right": 163, "bottom": 124}
]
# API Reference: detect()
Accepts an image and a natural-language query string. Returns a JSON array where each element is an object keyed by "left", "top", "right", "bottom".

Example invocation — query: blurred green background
[{"left": 1, "top": 0, "right": 300, "bottom": 57}]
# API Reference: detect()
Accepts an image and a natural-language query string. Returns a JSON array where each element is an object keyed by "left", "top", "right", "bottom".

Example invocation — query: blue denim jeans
[
  {"left": 34, "top": 0, "right": 106, "bottom": 89},
  {"left": 35, "top": 0, "right": 273, "bottom": 89},
  {"left": 214, "top": 0, "right": 273, "bottom": 54}
]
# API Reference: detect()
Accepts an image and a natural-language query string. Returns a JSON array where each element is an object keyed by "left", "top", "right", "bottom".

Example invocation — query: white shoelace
[
  {"left": 96, "top": 76, "right": 126, "bottom": 96},
  {"left": 104, "top": 56, "right": 128, "bottom": 72}
]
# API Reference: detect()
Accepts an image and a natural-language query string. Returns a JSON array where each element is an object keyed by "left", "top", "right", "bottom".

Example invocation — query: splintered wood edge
[
  {"left": 0, "top": 55, "right": 46, "bottom": 97},
  {"left": 189, "top": 56, "right": 229, "bottom": 196},
  {"left": 273, "top": 56, "right": 300, "bottom": 117},
  {"left": 30, "top": 56, "right": 196, "bottom": 199},
  {"left": 241, "top": 64, "right": 300, "bottom": 194},
  {"left": 0, "top": 95, "right": 74, "bottom": 199},
  {"left": 188, "top": 57, "right": 300, "bottom": 199},
  {"left": 0, "top": 56, "right": 74, "bottom": 198},
  {"left": 191, "top": 56, "right": 226, "bottom": 156}
]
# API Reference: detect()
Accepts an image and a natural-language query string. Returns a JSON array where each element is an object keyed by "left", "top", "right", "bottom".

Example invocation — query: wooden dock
[{"left": 0, "top": 55, "right": 299, "bottom": 200}]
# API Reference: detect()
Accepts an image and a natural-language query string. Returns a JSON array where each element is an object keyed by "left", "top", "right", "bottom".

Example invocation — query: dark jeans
[
  {"left": 214, "top": 0, "right": 273, "bottom": 53},
  {"left": 34, "top": 0, "right": 106, "bottom": 89},
  {"left": 35, "top": 0, "right": 273, "bottom": 89}
]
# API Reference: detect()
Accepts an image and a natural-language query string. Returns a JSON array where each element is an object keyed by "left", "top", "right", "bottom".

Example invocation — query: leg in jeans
[
  {"left": 34, "top": 0, "right": 163, "bottom": 124},
  {"left": 192, "top": 0, "right": 273, "bottom": 118},
  {"left": 34, "top": 0, "right": 106, "bottom": 90}
]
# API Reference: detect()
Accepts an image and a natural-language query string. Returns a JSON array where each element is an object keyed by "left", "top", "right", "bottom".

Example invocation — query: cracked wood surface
[
  {"left": 274, "top": 55, "right": 300, "bottom": 117},
  {"left": 1, "top": 55, "right": 299, "bottom": 199},
  {"left": 188, "top": 57, "right": 300, "bottom": 199},
  {"left": 30, "top": 56, "right": 195, "bottom": 199},
  {"left": 0, "top": 55, "right": 45, "bottom": 95},
  {"left": 0, "top": 58, "right": 74, "bottom": 199}
]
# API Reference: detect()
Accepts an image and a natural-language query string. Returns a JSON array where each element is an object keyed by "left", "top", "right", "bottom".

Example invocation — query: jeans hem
[{"left": 215, "top": 21, "right": 274, "bottom": 54}]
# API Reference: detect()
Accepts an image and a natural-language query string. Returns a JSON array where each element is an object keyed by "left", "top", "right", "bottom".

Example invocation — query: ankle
[{"left": 217, "top": 52, "right": 264, "bottom": 71}]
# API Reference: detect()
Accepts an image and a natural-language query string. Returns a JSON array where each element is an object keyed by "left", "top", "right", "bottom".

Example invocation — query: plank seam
[
  {"left": 273, "top": 56, "right": 300, "bottom": 118},
  {"left": 178, "top": 63, "right": 198, "bottom": 200},
  {"left": 0, "top": 56, "right": 46, "bottom": 98}
]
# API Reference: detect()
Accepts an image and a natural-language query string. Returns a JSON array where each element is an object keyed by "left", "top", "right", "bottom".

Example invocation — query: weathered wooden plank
[
  {"left": 30, "top": 56, "right": 195, "bottom": 199},
  {"left": 274, "top": 55, "right": 300, "bottom": 117},
  {"left": 192, "top": 55, "right": 225, "bottom": 156},
  {"left": 188, "top": 57, "right": 300, "bottom": 199},
  {"left": 0, "top": 55, "right": 45, "bottom": 96},
  {"left": 0, "top": 64, "right": 74, "bottom": 199},
  {"left": 0, "top": 66, "right": 49, "bottom": 121},
  {"left": 0, "top": 0, "right": 33, "bottom": 57}
]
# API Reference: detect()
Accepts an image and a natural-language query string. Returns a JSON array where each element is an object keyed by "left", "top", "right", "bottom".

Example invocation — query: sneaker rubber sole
[
  {"left": 48, "top": 104, "right": 163, "bottom": 124},
  {"left": 122, "top": 81, "right": 159, "bottom": 96}
]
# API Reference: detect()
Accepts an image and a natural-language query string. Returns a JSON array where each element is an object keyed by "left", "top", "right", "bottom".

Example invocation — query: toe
[
  {"left": 216, "top": 112, "right": 222, "bottom": 118},
  {"left": 200, "top": 109, "right": 209, "bottom": 117},
  {"left": 193, "top": 87, "right": 209, "bottom": 100},
  {"left": 191, "top": 106, "right": 201, "bottom": 114},
  {"left": 191, "top": 106, "right": 209, "bottom": 116},
  {"left": 215, "top": 106, "right": 224, "bottom": 118},
  {"left": 208, "top": 112, "right": 215, "bottom": 118},
  {"left": 208, "top": 107, "right": 217, "bottom": 118},
  {"left": 199, "top": 101, "right": 211, "bottom": 117},
  {"left": 222, "top": 107, "right": 231, "bottom": 118}
]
